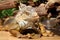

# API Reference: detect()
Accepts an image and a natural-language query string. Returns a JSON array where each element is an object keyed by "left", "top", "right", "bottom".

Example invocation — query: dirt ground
[{"left": 0, "top": 31, "right": 60, "bottom": 40}]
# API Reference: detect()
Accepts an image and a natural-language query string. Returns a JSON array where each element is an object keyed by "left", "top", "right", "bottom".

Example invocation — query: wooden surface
[
  {"left": 0, "top": 31, "right": 60, "bottom": 40},
  {"left": 0, "top": 0, "right": 17, "bottom": 10}
]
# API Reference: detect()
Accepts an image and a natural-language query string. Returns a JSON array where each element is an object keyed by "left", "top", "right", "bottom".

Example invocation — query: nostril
[
  {"left": 47, "top": 7, "right": 59, "bottom": 18},
  {"left": 54, "top": 3, "right": 60, "bottom": 6}
]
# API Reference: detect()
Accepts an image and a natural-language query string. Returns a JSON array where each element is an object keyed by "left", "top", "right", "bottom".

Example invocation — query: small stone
[
  {"left": 46, "top": 30, "right": 51, "bottom": 34},
  {"left": 27, "top": 33, "right": 31, "bottom": 38},
  {"left": 31, "top": 34, "right": 41, "bottom": 39},
  {"left": 42, "top": 33, "right": 48, "bottom": 37},
  {"left": 49, "top": 32, "right": 54, "bottom": 37}
]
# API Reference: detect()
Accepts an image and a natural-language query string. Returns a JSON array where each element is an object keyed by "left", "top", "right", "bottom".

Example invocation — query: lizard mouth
[{"left": 20, "top": 28, "right": 40, "bottom": 35}]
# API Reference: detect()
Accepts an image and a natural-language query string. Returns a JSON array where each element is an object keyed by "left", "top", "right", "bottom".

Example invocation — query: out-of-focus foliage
[
  {"left": 0, "top": 0, "right": 3, "bottom": 1},
  {"left": 33, "top": 0, "right": 38, "bottom": 2},
  {"left": 19, "top": 0, "right": 28, "bottom": 3},
  {"left": 19, "top": 0, "right": 39, "bottom": 3},
  {"left": 19, "top": 0, "right": 47, "bottom": 3},
  {"left": 0, "top": 8, "right": 16, "bottom": 18}
]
